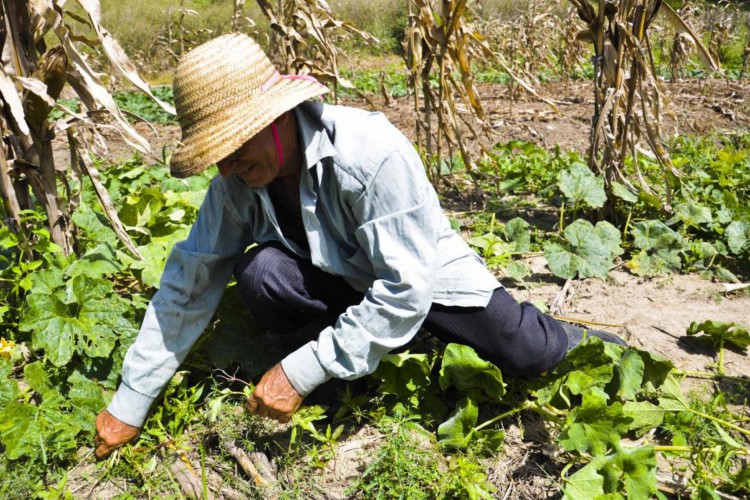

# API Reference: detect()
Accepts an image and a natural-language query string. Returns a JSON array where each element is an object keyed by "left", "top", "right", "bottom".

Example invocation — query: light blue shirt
[{"left": 108, "top": 102, "right": 500, "bottom": 427}]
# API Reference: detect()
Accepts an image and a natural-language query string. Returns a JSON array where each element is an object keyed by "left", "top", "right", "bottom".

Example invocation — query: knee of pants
[{"left": 234, "top": 244, "right": 292, "bottom": 309}]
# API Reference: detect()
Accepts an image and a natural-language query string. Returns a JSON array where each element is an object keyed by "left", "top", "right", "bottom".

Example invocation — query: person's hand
[
  {"left": 94, "top": 410, "right": 141, "bottom": 459},
  {"left": 247, "top": 363, "right": 303, "bottom": 423}
]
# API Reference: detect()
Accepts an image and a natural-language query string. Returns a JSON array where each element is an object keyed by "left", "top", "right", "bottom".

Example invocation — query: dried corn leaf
[
  {"left": 659, "top": 2, "right": 719, "bottom": 72},
  {"left": 74, "top": 0, "right": 175, "bottom": 115},
  {"left": 0, "top": 71, "right": 31, "bottom": 137}
]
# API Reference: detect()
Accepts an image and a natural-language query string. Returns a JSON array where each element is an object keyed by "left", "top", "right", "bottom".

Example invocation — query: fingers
[
  {"left": 246, "top": 364, "right": 304, "bottom": 423},
  {"left": 246, "top": 393, "right": 259, "bottom": 413},
  {"left": 247, "top": 394, "right": 289, "bottom": 422},
  {"left": 93, "top": 410, "right": 141, "bottom": 460}
]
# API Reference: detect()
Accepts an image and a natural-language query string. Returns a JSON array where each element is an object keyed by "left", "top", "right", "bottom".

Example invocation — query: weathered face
[{"left": 217, "top": 123, "right": 281, "bottom": 188}]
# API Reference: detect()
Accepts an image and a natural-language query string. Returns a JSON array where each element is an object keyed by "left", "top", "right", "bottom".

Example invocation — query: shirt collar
[{"left": 294, "top": 102, "right": 337, "bottom": 170}]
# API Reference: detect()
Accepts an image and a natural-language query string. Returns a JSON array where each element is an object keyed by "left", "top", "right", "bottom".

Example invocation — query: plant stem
[
  {"left": 559, "top": 199, "right": 565, "bottom": 233},
  {"left": 690, "top": 409, "right": 750, "bottom": 438},
  {"left": 675, "top": 370, "right": 748, "bottom": 384},
  {"left": 474, "top": 401, "right": 532, "bottom": 432},
  {"left": 622, "top": 207, "right": 633, "bottom": 240},
  {"left": 655, "top": 445, "right": 750, "bottom": 456},
  {"left": 654, "top": 445, "right": 694, "bottom": 453}
]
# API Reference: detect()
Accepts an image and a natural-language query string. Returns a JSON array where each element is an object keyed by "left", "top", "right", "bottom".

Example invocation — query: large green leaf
[
  {"left": 20, "top": 293, "right": 77, "bottom": 366},
  {"left": 71, "top": 203, "right": 118, "bottom": 248},
  {"left": 0, "top": 402, "right": 43, "bottom": 460},
  {"left": 19, "top": 276, "right": 134, "bottom": 366},
  {"left": 374, "top": 352, "right": 432, "bottom": 407},
  {"left": 66, "top": 243, "right": 129, "bottom": 279},
  {"left": 0, "top": 359, "right": 17, "bottom": 412},
  {"left": 564, "top": 446, "right": 657, "bottom": 499},
  {"left": 637, "top": 350, "right": 674, "bottom": 393},
  {"left": 631, "top": 220, "right": 683, "bottom": 251},
  {"left": 24, "top": 361, "right": 55, "bottom": 397},
  {"left": 437, "top": 397, "right": 504, "bottom": 452},
  {"left": 602, "top": 446, "right": 657, "bottom": 499},
  {"left": 611, "top": 182, "right": 638, "bottom": 203},
  {"left": 0, "top": 395, "right": 84, "bottom": 461},
  {"left": 27, "top": 267, "right": 65, "bottom": 296},
  {"left": 726, "top": 221, "right": 750, "bottom": 255},
  {"left": 504, "top": 217, "right": 531, "bottom": 252},
  {"left": 558, "top": 388, "right": 631, "bottom": 455},
  {"left": 614, "top": 349, "right": 645, "bottom": 401},
  {"left": 544, "top": 220, "right": 623, "bottom": 279},
  {"left": 535, "top": 339, "right": 619, "bottom": 408},
  {"left": 563, "top": 456, "right": 606, "bottom": 499},
  {"left": 68, "top": 370, "right": 107, "bottom": 427},
  {"left": 686, "top": 320, "right": 750, "bottom": 352},
  {"left": 559, "top": 162, "right": 606, "bottom": 209},
  {"left": 667, "top": 202, "right": 713, "bottom": 227},
  {"left": 627, "top": 220, "right": 684, "bottom": 277},
  {"left": 437, "top": 397, "right": 478, "bottom": 449},
  {"left": 439, "top": 344, "right": 505, "bottom": 401},
  {"left": 622, "top": 401, "right": 665, "bottom": 436},
  {"left": 130, "top": 241, "right": 171, "bottom": 288}
]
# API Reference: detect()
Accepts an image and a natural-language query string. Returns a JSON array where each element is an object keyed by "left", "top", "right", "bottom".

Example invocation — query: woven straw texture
[{"left": 170, "top": 33, "right": 328, "bottom": 178}]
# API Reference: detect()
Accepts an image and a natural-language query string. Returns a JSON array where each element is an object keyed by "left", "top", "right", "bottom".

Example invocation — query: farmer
[{"left": 94, "top": 34, "right": 625, "bottom": 458}]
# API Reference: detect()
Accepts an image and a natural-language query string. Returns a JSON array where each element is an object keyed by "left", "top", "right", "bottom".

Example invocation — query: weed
[{"left": 348, "top": 413, "right": 495, "bottom": 499}]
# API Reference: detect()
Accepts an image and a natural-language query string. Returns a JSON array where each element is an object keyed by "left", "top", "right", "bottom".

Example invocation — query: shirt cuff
[
  {"left": 281, "top": 342, "right": 332, "bottom": 396},
  {"left": 107, "top": 383, "right": 156, "bottom": 428}
]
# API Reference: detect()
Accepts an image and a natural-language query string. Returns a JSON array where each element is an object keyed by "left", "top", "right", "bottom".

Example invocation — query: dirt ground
[{"left": 65, "top": 78, "right": 750, "bottom": 498}]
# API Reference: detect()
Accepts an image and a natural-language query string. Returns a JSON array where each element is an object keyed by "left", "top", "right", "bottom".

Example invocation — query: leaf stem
[
  {"left": 622, "top": 207, "right": 633, "bottom": 240},
  {"left": 690, "top": 409, "right": 750, "bottom": 438},
  {"left": 654, "top": 445, "right": 750, "bottom": 456},
  {"left": 675, "top": 370, "right": 749, "bottom": 384},
  {"left": 559, "top": 199, "right": 566, "bottom": 233},
  {"left": 474, "top": 400, "right": 532, "bottom": 432}
]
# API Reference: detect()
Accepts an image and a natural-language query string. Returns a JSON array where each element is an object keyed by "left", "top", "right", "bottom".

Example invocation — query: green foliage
[
  {"left": 686, "top": 320, "right": 750, "bottom": 352},
  {"left": 564, "top": 445, "right": 658, "bottom": 499},
  {"left": 558, "top": 161, "right": 606, "bottom": 210},
  {"left": 114, "top": 87, "right": 176, "bottom": 124},
  {"left": 439, "top": 344, "right": 505, "bottom": 401},
  {"left": 467, "top": 215, "right": 531, "bottom": 268},
  {"left": 558, "top": 388, "right": 630, "bottom": 455},
  {"left": 544, "top": 220, "right": 623, "bottom": 279},
  {"left": 437, "top": 397, "right": 505, "bottom": 453},
  {"left": 19, "top": 274, "right": 136, "bottom": 367},
  {"left": 627, "top": 220, "right": 684, "bottom": 277},
  {"left": 726, "top": 220, "right": 750, "bottom": 255},
  {"left": 373, "top": 351, "right": 432, "bottom": 408},
  {"left": 348, "top": 414, "right": 495, "bottom": 499},
  {"left": 0, "top": 155, "right": 207, "bottom": 482},
  {"left": 483, "top": 141, "right": 584, "bottom": 197},
  {"left": 0, "top": 367, "right": 106, "bottom": 461}
]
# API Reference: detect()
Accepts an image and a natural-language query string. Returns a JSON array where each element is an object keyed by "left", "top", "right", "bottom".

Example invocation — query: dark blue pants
[{"left": 234, "top": 243, "right": 567, "bottom": 378}]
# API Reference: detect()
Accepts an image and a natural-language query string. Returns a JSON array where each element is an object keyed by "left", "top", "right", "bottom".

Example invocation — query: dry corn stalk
[
  {"left": 405, "top": 0, "right": 487, "bottom": 178},
  {"left": 405, "top": 0, "right": 559, "bottom": 180},
  {"left": 255, "top": 0, "right": 377, "bottom": 102},
  {"left": 568, "top": 0, "right": 718, "bottom": 218},
  {"left": 1, "top": 0, "right": 169, "bottom": 258}
]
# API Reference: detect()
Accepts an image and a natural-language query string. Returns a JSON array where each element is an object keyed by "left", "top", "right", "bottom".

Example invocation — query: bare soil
[{"left": 64, "top": 78, "right": 750, "bottom": 499}]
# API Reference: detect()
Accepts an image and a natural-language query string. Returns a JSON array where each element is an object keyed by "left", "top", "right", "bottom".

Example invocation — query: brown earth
[{"left": 63, "top": 78, "right": 750, "bottom": 499}]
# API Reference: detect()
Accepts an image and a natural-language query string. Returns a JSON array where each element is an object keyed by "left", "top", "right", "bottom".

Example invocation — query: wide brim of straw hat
[{"left": 170, "top": 34, "right": 329, "bottom": 178}]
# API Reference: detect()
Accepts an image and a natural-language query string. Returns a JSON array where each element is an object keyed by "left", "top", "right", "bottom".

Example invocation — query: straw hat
[{"left": 170, "top": 33, "right": 329, "bottom": 178}]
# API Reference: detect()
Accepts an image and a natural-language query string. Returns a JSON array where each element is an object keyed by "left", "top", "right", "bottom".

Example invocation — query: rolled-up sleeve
[
  {"left": 282, "top": 151, "right": 438, "bottom": 395},
  {"left": 108, "top": 178, "right": 249, "bottom": 427}
]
